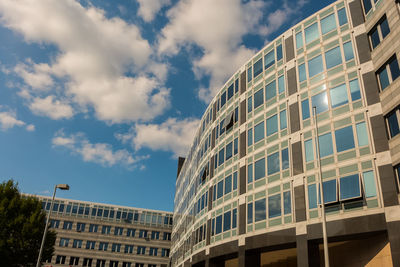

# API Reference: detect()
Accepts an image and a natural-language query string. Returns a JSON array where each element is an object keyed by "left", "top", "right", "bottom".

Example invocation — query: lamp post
[
  {"left": 36, "top": 184, "right": 70, "bottom": 267},
  {"left": 313, "top": 107, "right": 330, "bottom": 267}
]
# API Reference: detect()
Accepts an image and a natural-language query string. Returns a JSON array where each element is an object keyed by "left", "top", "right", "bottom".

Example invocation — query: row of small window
[
  {"left": 58, "top": 238, "right": 170, "bottom": 256},
  {"left": 193, "top": 222, "right": 206, "bottom": 245},
  {"left": 377, "top": 55, "right": 400, "bottom": 91},
  {"left": 362, "top": 0, "right": 381, "bottom": 15},
  {"left": 386, "top": 106, "right": 400, "bottom": 138},
  {"left": 212, "top": 172, "right": 238, "bottom": 201},
  {"left": 248, "top": 149, "right": 289, "bottom": 182},
  {"left": 368, "top": 15, "right": 390, "bottom": 49},
  {"left": 301, "top": 79, "right": 361, "bottom": 119},
  {"left": 216, "top": 79, "right": 240, "bottom": 113},
  {"left": 248, "top": 112, "right": 287, "bottom": 146},
  {"left": 298, "top": 42, "right": 354, "bottom": 82},
  {"left": 248, "top": 43, "right": 284, "bottom": 82},
  {"left": 247, "top": 191, "right": 292, "bottom": 224},
  {"left": 296, "top": 7, "right": 348, "bottom": 50},
  {"left": 305, "top": 122, "right": 369, "bottom": 162},
  {"left": 51, "top": 220, "right": 170, "bottom": 240},
  {"left": 195, "top": 191, "right": 208, "bottom": 215},
  {"left": 247, "top": 76, "right": 286, "bottom": 112},
  {"left": 307, "top": 171, "right": 377, "bottom": 209},
  {"left": 43, "top": 201, "right": 173, "bottom": 225},
  {"left": 214, "top": 138, "right": 239, "bottom": 167},
  {"left": 54, "top": 256, "right": 159, "bottom": 267},
  {"left": 211, "top": 208, "right": 238, "bottom": 235},
  {"left": 215, "top": 108, "right": 239, "bottom": 140}
]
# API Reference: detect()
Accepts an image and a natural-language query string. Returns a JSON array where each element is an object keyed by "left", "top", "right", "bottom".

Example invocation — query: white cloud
[
  {"left": 116, "top": 117, "right": 199, "bottom": 158},
  {"left": 0, "top": 110, "right": 25, "bottom": 130},
  {"left": 0, "top": 106, "right": 34, "bottom": 131},
  {"left": 158, "top": 0, "right": 266, "bottom": 102},
  {"left": 137, "top": 0, "right": 171, "bottom": 22},
  {"left": 52, "top": 130, "right": 148, "bottom": 168},
  {"left": 0, "top": 0, "right": 170, "bottom": 123},
  {"left": 29, "top": 95, "right": 74, "bottom": 120},
  {"left": 26, "top": 124, "right": 35, "bottom": 131}
]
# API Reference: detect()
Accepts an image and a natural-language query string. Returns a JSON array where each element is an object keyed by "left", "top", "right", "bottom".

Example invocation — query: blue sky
[{"left": 0, "top": 0, "right": 333, "bottom": 211}]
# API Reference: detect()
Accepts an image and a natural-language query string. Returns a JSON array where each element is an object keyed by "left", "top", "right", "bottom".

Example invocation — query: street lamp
[{"left": 36, "top": 184, "right": 70, "bottom": 267}]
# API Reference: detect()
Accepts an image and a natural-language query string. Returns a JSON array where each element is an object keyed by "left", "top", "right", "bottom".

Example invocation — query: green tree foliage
[{"left": 0, "top": 180, "right": 56, "bottom": 267}]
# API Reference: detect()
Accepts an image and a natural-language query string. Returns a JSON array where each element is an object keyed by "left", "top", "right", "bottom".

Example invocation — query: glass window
[
  {"left": 247, "top": 203, "right": 253, "bottom": 224},
  {"left": 218, "top": 148, "right": 225, "bottom": 166},
  {"left": 389, "top": 57, "right": 400, "bottom": 81},
  {"left": 254, "top": 122, "right": 265, "bottom": 143},
  {"left": 223, "top": 211, "right": 231, "bottom": 232},
  {"left": 254, "top": 89, "right": 264, "bottom": 109},
  {"left": 278, "top": 75, "right": 285, "bottom": 94},
  {"left": 356, "top": 122, "right": 369, "bottom": 146},
  {"left": 225, "top": 175, "right": 232, "bottom": 194},
  {"left": 362, "top": 0, "right": 372, "bottom": 14},
  {"left": 255, "top": 199, "right": 266, "bottom": 222},
  {"left": 363, "top": 171, "right": 377, "bottom": 197},
  {"left": 330, "top": 83, "right": 348, "bottom": 108},
  {"left": 308, "top": 55, "right": 323, "bottom": 77},
  {"left": 220, "top": 92, "right": 226, "bottom": 108},
  {"left": 302, "top": 99, "right": 310, "bottom": 120},
  {"left": 280, "top": 110, "right": 287, "bottom": 130},
  {"left": 370, "top": 27, "right": 380, "bottom": 49},
  {"left": 298, "top": 63, "right": 306, "bottom": 82},
  {"left": 228, "top": 84, "right": 234, "bottom": 100},
  {"left": 253, "top": 58, "right": 263, "bottom": 78},
  {"left": 321, "top": 14, "right": 336, "bottom": 35},
  {"left": 232, "top": 208, "right": 237, "bottom": 228},
  {"left": 215, "top": 215, "right": 222, "bottom": 234},
  {"left": 387, "top": 111, "right": 400, "bottom": 137},
  {"left": 234, "top": 138, "right": 238, "bottom": 155},
  {"left": 318, "top": 133, "right": 333, "bottom": 158},
  {"left": 296, "top": 32, "right": 303, "bottom": 49},
  {"left": 265, "top": 80, "right": 276, "bottom": 101},
  {"left": 268, "top": 194, "right": 281, "bottom": 218},
  {"left": 248, "top": 96, "right": 253, "bottom": 113},
  {"left": 325, "top": 47, "right": 342, "bottom": 69},
  {"left": 254, "top": 158, "right": 265, "bottom": 181},
  {"left": 247, "top": 67, "right": 252, "bottom": 82},
  {"left": 248, "top": 128, "right": 253, "bottom": 146},
  {"left": 267, "top": 152, "right": 280, "bottom": 175},
  {"left": 381, "top": 17, "right": 390, "bottom": 39},
  {"left": 343, "top": 42, "right": 354, "bottom": 61},
  {"left": 335, "top": 126, "right": 355, "bottom": 152},
  {"left": 217, "top": 181, "right": 223, "bottom": 198},
  {"left": 276, "top": 44, "right": 283, "bottom": 61},
  {"left": 305, "top": 139, "right": 314, "bottom": 162},
  {"left": 266, "top": 114, "right": 278, "bottom": 136},
  {"left": 283, "top": 191, "right": 291, "bottom": 214},
  {"left": 233, "top": 172, "right": 238, "bottom": 190},
  {"left": 226, "top": 142, "right": 233, "bottom": 160},
  {"left": 312, "top": 91, "right": 328, "bottom": 114},
  {"left": 322, "top": 180, "right": 337, "bottom": 204},
  {"left": 305, "top": 23, "right": 319, "bottom": 44},
  {"left": 378, "top": 66, "right": 390, "bottom": 90},
  {"left": 282, "top": 148, "right": 289, "bottom": 170},
  {"left": 349, "top": 79, "right": 361, "bottom": 101},
  {"left": 337, "top": 8, "right": 348, "bottom": 26},
  {"left": 308, "top": 184, "right": 317, "bottom": 209},
  {"left": 264, "top": 50, "right": 275, "bottom": 69},
  {"left": 340, "top": 174, "right": 361, "bottom": 200},
  {"left": 248, "top": 163, "right": 253, "bottom": 183}
]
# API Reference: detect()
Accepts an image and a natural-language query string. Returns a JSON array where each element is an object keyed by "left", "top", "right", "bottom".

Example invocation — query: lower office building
[
  {"left": 32, "top": 195, "right": 172, "bottom": 267},
  {"left": 171, "top": 0, "right": 400, "bottom": 266}
]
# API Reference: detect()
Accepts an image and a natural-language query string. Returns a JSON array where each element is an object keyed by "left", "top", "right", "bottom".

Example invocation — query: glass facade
[{"left": 171, "top": 1, "right": 398, "bottom": 266}]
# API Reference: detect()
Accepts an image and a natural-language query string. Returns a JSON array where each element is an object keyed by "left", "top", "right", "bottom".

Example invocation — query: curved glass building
[{"left": 172, "top": 0, "right": 400, "bottom": 266}]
